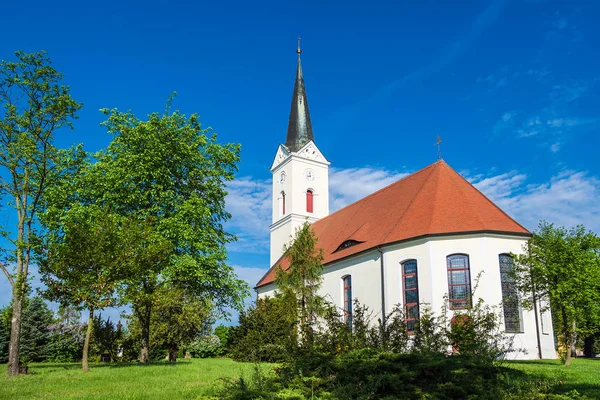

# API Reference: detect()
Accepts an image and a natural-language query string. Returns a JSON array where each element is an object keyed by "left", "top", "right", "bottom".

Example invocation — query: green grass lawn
[
  {"left": 0, "top": 358, "right": 276, "bottom": 400},
  {"left": 1, "top": 358, "right": 598, "bottom": 399},
  {"left": 506, "top": 358, "right": 600, "bottom": 398}
]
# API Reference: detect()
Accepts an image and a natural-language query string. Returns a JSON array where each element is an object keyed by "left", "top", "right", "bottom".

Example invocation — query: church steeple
[{"left": 285, "top": 37, "right": 314, "bottom": 152}]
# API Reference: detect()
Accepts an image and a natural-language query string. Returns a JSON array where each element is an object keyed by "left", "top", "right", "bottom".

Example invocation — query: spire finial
[
  {"left": 434, "top": 136, "right": 442, "bottom": 160},
  {"left": 297, "top": 36, "right": 302, "bottom": 57}
]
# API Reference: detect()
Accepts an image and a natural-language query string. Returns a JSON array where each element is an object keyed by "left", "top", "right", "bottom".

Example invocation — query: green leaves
[{"left": 513, "top": 221, "right": 600, "bottom": 363}]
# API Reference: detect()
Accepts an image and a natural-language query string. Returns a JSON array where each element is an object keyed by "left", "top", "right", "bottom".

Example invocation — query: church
[{"left": 255, "top": 44, "right": 556, "bottom": 360}]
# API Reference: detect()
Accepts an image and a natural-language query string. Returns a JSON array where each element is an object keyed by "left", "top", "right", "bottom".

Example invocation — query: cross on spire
[
  {"left": 297, "top": 36, "right": 302, "bottom": 56},
  {"left": 435, "top": 136, "right": 442, "bottom": 160}
]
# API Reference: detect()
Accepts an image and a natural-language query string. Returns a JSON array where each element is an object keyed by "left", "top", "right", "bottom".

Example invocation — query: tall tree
[
  {"left": 0, "top": 51, "right": 82, "bottom": 376},
  {"left": 513, "top": 221, "right": 600, "bottom": 365},
  {"left": 37, "top": 204, "right": 131, "bottom": 372},
  {"left": 88, "top": 98, "right": 248, "bottom": 362},
  {"left": 275, "top": 222, "right": 325, "bottom": 349},
  {"left": 128, "top": 285, "right": 214, "bottom": 362}
]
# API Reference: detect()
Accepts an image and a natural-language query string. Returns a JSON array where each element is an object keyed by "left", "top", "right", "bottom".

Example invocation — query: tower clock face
[
  {"left": 305, "top": 169, "right": 315, "bottom": 181},
  {"left": 279, "top": 171, "right": 286, "bottom": 184}
]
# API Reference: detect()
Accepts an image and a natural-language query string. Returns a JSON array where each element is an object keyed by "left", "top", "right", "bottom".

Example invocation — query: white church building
[{"left": 255, "top": 45, "right": 556, "bottom": 360}]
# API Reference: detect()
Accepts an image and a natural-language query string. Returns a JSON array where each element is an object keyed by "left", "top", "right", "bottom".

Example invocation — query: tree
[
  {"left": 90, "top": 314, "right": 122, "bottom": 362},
  {"left": 513, "top": 221, "right": 600, "bottom": 365},
  {"left": 229, "top": 293, "right": 298, "bottom": 362},
  {"left": 88, "top": 99, "right": 248, "bottom": 362},
  {"left": 0, "top": 306, "right": 9, "bottom": 363},
  {"left": 38, "top": 204, "right": 130, "bottom": 372},
  {"left": 19, "top": 296, "right": 54, "bottom": 363},
  {"left": 0, "top": 50, "right": 82, "bottom": 376},
  {"left": 275, "top": 222, "right": 325, "bottom": 350},
  {"left": 46, "top": 305, "right": 85, "bottom": 362},
  {"left": 133, "top": 285, "right": 214, "bottom": 362}
]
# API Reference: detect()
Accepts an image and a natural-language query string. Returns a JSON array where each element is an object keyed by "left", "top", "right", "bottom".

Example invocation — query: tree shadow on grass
[
  {"left": 503, "top": 361, "right": 600, "bottom": 398},
  {"left": 28, "top": 360, "right": 194, "bottom": 372}
]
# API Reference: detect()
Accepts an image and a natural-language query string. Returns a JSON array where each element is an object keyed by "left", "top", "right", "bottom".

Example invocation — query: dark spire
[{"left": 285, "top": 37, "right": 314, "bottom": 152}]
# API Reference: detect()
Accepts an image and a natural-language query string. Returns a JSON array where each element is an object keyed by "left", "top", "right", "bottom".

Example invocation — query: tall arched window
[
  {"left": 306, "top": 189, "right": 314, "bottom": 213},
  {"left": 446, "top": 254, "right": 472, "bottom": 310},
  {"left": 343, "top": 275, "right": 352, "bottom": 327},
  {"left": 401, "top": 260, "right": 419, "bottom": 332},
  {"left": 499, "top": 254, "right": 522, "bottom": 332},
  {"left": 281, "top": 191, "right": 286, "bottom": 215}
]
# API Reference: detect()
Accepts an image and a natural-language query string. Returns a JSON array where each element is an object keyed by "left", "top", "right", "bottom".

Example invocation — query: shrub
[
  {"left": 46, "top": 320, "right": 86, "bottom": 362},
  {"left": 189, "top": 335, "right": 221, "bottom": 358},
  {"left": 229, "top": 293, "right": 298, "bottom": 363}
]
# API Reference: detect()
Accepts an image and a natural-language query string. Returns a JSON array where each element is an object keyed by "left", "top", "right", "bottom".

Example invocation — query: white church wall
[
  {"left": 257, "top": 233, "right": 556, "bottom": 360},
  {"left": 321, "top": 251, "right": 382, "bottom": 318}
]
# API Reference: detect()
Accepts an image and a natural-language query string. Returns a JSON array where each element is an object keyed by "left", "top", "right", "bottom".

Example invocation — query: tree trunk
[
  {"left": 570, "top": 320, "right": 577, "bottom": 359},
  {"left": 168, "top": 345, "right": 177, "bottom": 362},
  {"left": 7, "top": 288, "right": 24, "bottom": 376},
  {"left": 561, "top": 306, "right": 572, "bottom": 366},
  {"left": 139, "top": 306, "right": 151, "bottom": 364},
  {"left": 82, "top": 309, "right": 94, "bottom": 372}
]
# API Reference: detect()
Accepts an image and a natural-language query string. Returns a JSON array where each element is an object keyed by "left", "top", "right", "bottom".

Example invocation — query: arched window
[
  {"left": 446, "top": 254, "right": 472, "bottom": 310},
  {"left": 401, "top": 260, "right": 419, "bottom": 332},
  {"left": 499, "top": 254, "right": 522, "bottom": 332},
  {"left": 306, "top": 189, "right": 314, "bottom": 213},
  {"left": 343, "top": 275, "right": 352, "bottom": 327},
  {"left": 281, "top": 191, "right": 286, "bottom": 215}
]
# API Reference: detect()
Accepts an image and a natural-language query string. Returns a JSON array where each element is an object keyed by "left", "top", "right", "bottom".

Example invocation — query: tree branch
[{"left": 0, "top": 262, "right": 15, "bottom": 288}]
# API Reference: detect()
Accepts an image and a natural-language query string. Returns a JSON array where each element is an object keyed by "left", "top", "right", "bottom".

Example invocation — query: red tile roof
[{"left": 256, "top": 160, "right": 530, "bottom": 288}]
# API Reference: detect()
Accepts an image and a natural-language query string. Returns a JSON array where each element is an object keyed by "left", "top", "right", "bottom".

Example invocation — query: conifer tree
[
  {"left": 0, "top": 306, "right": 9, "bottom": 363},
  {"left": 275, "top": 222, "right": 325, "bottom": 349}
]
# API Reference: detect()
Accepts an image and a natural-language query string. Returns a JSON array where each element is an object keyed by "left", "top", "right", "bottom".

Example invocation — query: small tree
[
  {"left": 0, "top": 50, "right": 82, "bottom": 376},
  {"left": 513, "top": 221, "right": 600, "bottom": 365},
  {"left": 38, "top": 206, "right": 130, "bottom": 372},
  {"left": 229, "top": 293, "right": 298, "bottom": 363},
  {"left": 275, "top": 222, "right": 325, "bottom": 350},
  {"left": 0, "top": 305, "right": 11, "bottom": 363},
  {"left": 146, "top": 286, "right": 213, "bottom": 362}
]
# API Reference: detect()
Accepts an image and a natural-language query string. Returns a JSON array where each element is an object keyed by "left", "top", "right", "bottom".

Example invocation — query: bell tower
[{"left": 269, "top": 39, "right": 330, "bottom": 266}]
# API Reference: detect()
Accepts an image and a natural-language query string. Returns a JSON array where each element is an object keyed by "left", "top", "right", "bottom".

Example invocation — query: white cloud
[
  {"left": 472, "top": 170, "right": 600, "bottom": 233},
  {"left": 225, "top": 177, "right": 272, "bottom": 253},
  {"left": 329, "top": 167, "right": 409, "bottom": 211},
  {"left": 517, "top": 115, "right": 597, "bottom": 140},
  {"left": 225, "top": 166, "right": 409, "bottom": 254}
]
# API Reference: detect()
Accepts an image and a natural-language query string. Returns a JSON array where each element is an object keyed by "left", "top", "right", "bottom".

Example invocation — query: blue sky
[{"left": 1, "top": 0, "right": 599, "bottom": 321}]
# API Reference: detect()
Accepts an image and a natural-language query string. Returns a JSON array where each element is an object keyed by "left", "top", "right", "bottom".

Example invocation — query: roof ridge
[
  {"left": 314, "top": 160, "right": 442, "bottom": 225},
  {"left": 381, "top": 161, "right": 439, "bottom": 243}
]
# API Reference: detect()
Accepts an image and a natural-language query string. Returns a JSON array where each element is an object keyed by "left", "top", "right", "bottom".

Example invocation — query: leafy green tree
[
  {"left": 275, "top": 222, "right": 325, "bottom": 350},
  {"left": 38, "top": 205, "right": 131, "bottom": 372},
  {"left": 513, "top": 221, "right": 600, "bottom": 365},
  {"left": 0, "top": 50, "right": 82, "bottom": 376},
  {"left": 128, "top": 285, "right": 214, "bottom": 362},
  {"left": 213, "top": 324, "right": 232, "bottom": 356},
  {"left": 86, "top": 98, "right": 248, "bottom": 362}
]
